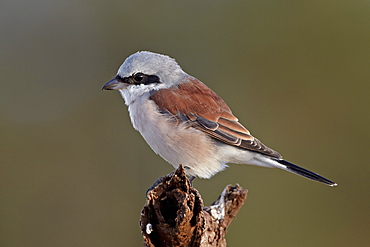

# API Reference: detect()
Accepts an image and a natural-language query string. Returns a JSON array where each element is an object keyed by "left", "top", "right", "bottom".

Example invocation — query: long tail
[{"left": 275, "top": 159, "right": 337, "bottom": 187}]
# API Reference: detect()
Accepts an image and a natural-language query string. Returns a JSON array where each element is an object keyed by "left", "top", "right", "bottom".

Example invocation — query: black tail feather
[{"left": 275, "top": 159, "right": 337, "bottom": 187}]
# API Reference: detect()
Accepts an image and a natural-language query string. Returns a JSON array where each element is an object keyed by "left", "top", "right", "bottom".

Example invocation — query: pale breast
[{"left": 126, "top": 93, "right": 226, "bottom": 178}]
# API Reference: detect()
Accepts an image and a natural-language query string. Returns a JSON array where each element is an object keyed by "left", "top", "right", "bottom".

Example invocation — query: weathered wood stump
[{"left": 140, "top": 165, "right": 248, "bottom": 247}]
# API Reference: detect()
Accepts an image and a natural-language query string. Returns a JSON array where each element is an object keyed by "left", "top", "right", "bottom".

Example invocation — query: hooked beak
[{"left": 102, "top": 78, "right": 128, "bottom": 90}]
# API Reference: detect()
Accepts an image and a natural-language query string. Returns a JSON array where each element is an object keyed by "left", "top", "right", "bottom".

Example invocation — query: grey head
[
  {"left": 102, "top": 51, "right": 190, "bottom": 105},
  {"left": 118, "top": 51, "right": 188, "bottom": 82}
]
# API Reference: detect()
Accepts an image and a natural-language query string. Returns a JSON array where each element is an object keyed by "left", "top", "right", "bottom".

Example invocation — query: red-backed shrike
[{"left": 103, "top": 51, "right": 337, "bottom": 186}]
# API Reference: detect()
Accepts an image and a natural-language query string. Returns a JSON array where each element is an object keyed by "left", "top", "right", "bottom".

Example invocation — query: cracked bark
[{"left": 140, "top": 165, "right": 248, "bottom": 247}]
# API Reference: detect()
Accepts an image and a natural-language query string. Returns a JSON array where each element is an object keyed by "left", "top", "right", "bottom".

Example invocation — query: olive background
[{"left": 1, "top": 1, "right": 369, "bottom": 246}]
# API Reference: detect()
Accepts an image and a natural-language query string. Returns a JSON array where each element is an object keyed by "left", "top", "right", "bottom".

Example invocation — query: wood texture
[{"left": 140, "top": 165, "right": 248, "bottom": 247}]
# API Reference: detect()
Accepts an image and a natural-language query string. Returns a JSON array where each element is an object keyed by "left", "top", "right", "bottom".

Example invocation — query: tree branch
[{"left": 140, "top": 165, "right": 248, "bottom": 247}]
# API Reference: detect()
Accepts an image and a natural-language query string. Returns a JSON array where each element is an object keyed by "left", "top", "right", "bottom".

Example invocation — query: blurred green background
[{"left": 1, "top": 1, "right": 369, "bottom": 246}]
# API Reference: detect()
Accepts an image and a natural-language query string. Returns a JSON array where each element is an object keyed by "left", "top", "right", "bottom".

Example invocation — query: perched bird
[{"left": 103, "top": 51, "right": 337, "bottom": 187}]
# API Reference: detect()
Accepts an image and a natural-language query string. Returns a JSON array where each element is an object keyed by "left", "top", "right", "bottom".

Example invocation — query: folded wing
[{"left": 150, "top": 77, "right": 282, "bottom": 159}]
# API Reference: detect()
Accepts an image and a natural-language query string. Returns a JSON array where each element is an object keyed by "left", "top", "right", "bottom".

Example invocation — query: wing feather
[{"left": 150, "top": 78, "right": 282, "bottom": 158}]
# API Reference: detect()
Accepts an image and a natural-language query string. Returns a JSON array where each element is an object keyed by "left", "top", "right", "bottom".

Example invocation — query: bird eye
[{"left": 133, "top": 74, "right": 144, "bottom": 82}]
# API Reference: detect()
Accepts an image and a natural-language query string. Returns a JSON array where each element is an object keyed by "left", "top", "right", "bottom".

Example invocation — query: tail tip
[
  {"left": 329, "top": 182, "right": 338, "bottom": 187},
  {"left": 275, "top": 159, "right": 338, "bottom": 187}
]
